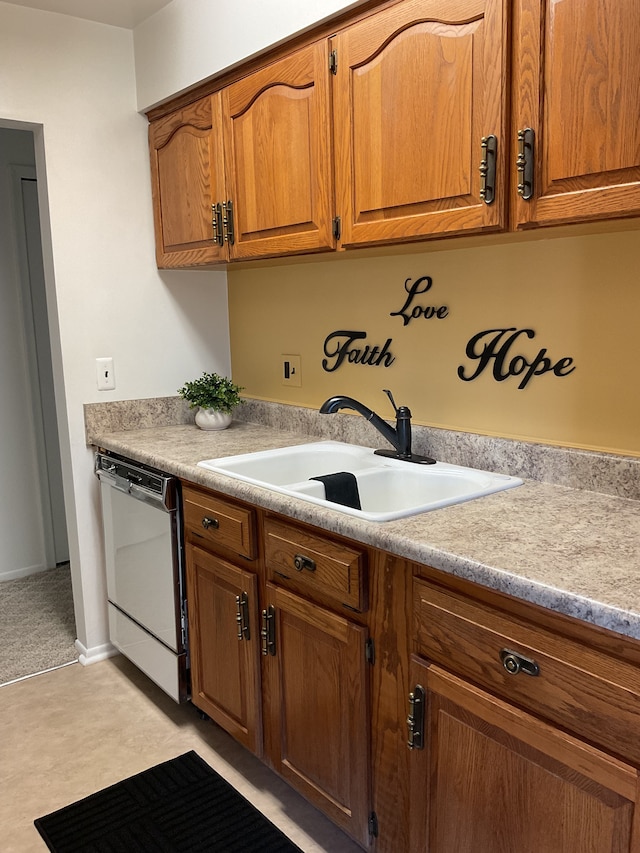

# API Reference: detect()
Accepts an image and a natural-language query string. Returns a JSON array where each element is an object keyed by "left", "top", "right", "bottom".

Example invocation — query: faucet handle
[
  {"left": 382, "top": 388, "right": 398, "bottom": 413},
  {"left": 383, "top": 389, "right": 412, "bottom": 419}
]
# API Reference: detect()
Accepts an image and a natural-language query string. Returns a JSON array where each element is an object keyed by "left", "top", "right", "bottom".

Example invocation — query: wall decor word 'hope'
[{"left": 458, "top": 328, "right": 576, "bottom": 390}]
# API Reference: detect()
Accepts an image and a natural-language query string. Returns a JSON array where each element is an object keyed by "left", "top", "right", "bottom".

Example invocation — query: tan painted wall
[{"left": 228, "top": 227, "right": 640, "bottom": 457}]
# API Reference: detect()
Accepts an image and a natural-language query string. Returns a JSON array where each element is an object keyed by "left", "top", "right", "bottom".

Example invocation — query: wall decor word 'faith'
[{"left": 322, "top": 330, "right": 395, "bottom": 373}]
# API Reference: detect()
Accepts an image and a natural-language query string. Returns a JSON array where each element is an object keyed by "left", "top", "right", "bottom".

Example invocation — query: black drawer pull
[
  {"left": 293, "top": 554, "right": 316, "bottom": 573},
  {"left": 500, "top": 648, "right": 539, "bottom": 677},
  {"left": 201, "top": 516, "right": 219, "bottom": 530}
]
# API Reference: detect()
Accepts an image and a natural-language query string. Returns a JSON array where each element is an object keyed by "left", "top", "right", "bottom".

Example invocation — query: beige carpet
[
  {"left": 0, "top": 564, "right": 77, "bottom": 685},
  {"left": 0, "top": 656, "right": 361, "bottom": 853}
]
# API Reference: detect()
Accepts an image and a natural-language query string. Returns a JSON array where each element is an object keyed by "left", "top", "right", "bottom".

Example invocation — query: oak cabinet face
[
  {"left": 263, "top": 583, "right": 371, "bottom": 847},
  {"left": 185, "top": 544, "right": 262, "bottom": 755},
  {"left": 409, "top": 658, "right": 640, "bottom": 853},
  {"left": 149, "top": 96, "right": 227, "bottom": 267},
  {"left": 149, "top": 42, "right": 335, "bottom": 267},
  {"left": 511, "top": 0, "right": 640, "bottom": 227},
  {"left": 221, "top": 41, "right": 335, "bottom": 260},
  {"left": 332, "top": 0, "right": 508, "bottom": 247}
]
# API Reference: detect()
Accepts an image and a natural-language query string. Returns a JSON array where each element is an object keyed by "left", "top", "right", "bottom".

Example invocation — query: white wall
[
  {"left": 133, "top": 0, "right": 363, "bottom": 111},
  {"left": 0, "top": 2, "right": 230, "bottom": 660},
  {"left": 0, "top": 128, "right": 49, "bottom": 580}
]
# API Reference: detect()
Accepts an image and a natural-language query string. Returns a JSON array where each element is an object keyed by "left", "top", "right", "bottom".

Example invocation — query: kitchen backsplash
[
  {"left": 84, "top": 397, "right": 194, "bottom": 443},
  {"left": 227, "top": 226, "right": 640, "bottom": 457},
  {"left": 85, "top": 397, "right": 640, "bottom": 502}
]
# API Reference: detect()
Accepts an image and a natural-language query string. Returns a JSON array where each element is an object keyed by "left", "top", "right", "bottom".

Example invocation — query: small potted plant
[{"left": 177, "top": 371, "right": 244, "bottom": 430}]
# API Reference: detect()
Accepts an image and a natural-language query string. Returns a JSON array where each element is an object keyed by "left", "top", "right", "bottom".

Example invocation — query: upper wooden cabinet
[
  {"left": 511, "top": 0, "right": 640, "bottom": 227},
  {"left": 221, "top": 41, "right": 335, "bottom": 260},
  {"left": 149, "top": 41, "right": 334, "bottom": 267},
  {"left": 149, "top": 95, "right": 227, "bottom": 268},
  {"left": 332, "top": 0, "right": 509, "bottom": 247},
  {"left": 148, "top": 0, "right": 640, "bottom": 266}
]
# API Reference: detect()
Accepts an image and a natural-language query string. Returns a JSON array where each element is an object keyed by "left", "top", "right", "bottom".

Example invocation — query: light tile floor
[{"left": 0, "top": 656, "right": 363, "bottom": 853}]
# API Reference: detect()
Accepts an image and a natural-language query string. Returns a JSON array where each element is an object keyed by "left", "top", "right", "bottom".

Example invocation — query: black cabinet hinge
[
  {"left": 368, "top": 811, "right": 379, "bottom": 838},
  {"left": 329, "top": 49, "right": 337, "bottom": 75},
  {"left": 332, "top": 216, "right": 341, "bottom": 240},
  {"left": 365, "top": 638, "right": 375, "bottom": 665},
  {"left": 181, "top": 599, "right": 189, "bottom": 650}
]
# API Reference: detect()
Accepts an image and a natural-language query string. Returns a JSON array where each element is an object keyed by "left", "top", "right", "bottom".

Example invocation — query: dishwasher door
[
  {"left": 100, "top": 479, "right": 181, "bottom": 651},
  {"left": 97, "top": 454, "right": 188, "bottom": 703}
]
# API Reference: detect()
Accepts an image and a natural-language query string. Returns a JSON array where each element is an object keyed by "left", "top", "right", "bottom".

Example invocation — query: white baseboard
[
  {"left": 0, "top": 563, "right": 48, "bottom": 582},
  {"left": 75, "top": 638, "right": 118, "bottom": 666}
]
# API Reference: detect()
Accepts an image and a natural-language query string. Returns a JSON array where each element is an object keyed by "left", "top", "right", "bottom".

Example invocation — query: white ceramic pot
[{"left": 195, "top": 408, "right": 233, "bottom": 431}]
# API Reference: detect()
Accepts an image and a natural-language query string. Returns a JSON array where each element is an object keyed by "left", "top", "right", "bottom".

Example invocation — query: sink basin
[{"left": 198, "top": 441, "right": 522, "bottom": 522}]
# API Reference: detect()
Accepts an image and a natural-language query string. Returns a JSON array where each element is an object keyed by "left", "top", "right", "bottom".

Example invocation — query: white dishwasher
[{"left": 95, "top": 451, "right": 188, "bottom": 702}]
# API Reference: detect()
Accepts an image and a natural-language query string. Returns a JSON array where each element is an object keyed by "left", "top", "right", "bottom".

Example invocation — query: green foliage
[{"left": 177, "top": 372, "right": 244, "bottom": 413}]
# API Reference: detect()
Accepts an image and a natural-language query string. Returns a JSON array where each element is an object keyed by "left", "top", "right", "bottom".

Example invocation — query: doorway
[
  {"left": 0, "top": 125, "right": 75, "bottom": 683},
  {"left": 12, "top": 167, "right": 68, "bottom": 567}
]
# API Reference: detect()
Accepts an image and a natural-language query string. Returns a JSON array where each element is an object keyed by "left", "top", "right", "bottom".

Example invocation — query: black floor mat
[{"left": 35, "top": 751, "right": 303, "bottom": 852}]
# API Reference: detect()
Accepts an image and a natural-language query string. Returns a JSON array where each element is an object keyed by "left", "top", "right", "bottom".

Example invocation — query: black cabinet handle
[
  {"left": 500, "top": 648, "right": 539, "bottom": 677},
  {"left": 293, "top": 553, "right": 316, "bottom": 573},
  {"left": 407, "top": 685, "right": 425, "bottom": 750},
  {"left": 479, "top": 134, "right": 497, "bottom": 205},
  {"left": 516, "top": 128, "right": 535, "bottom": 200}
]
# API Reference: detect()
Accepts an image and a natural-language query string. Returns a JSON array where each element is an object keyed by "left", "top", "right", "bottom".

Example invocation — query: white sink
[{"left": 198, "top": 441, "right": 522, "bottom": 522}]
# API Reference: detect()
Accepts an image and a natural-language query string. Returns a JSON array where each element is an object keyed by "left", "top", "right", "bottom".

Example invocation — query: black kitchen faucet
[{"left": 319, "top": 389, "right": 436, "bottom": 464}]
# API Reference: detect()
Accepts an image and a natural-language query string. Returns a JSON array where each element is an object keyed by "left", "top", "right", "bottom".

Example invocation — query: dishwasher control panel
[{"left": 95, "top": 452, "right": 176, "bottom": 508}]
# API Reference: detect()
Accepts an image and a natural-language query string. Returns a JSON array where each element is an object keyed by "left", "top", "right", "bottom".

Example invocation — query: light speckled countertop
[{"left": 90, "top": 418, "right": 640, "bottom": 642}]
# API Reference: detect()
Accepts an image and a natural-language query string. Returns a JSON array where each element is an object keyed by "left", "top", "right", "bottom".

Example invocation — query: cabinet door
[
  {"left": 512, "top": 0, "right": 640, "bottom": 227},
  {"left": 409, "top": 658, "right": 640, "bottom": 853},
  {"left": 332, "top": 0, "right": 508, "bottom": 248},
  {"left": 221, "top": 41, "right": 335, "bottom": 260},
  {"left": 186, "top": 544, "right": 262, "bottom": 754},
  {"left": 149, "top": 95, "right": 228, "bottom": 267},
  {"left": 263, "top": 583, "right": 371, "bottom": 846}
]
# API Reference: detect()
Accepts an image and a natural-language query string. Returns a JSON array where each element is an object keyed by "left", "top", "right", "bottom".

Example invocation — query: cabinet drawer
[
  {"left": 413, "top": 578, "right": 640, "bottom": 764},
  {"left": 183, "top": 486, "right": 255, "bottom": 559},
  {"left": 264, "top": 518, "right": 366, "bottom": 612}
]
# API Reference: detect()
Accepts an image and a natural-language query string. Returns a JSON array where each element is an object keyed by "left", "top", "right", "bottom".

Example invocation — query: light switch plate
[
  {"left": 96, "top": 357, "right": 115, "bottom": 391},
  {"left": 282, "top": 355, "right": 301, "bottom": 387}
]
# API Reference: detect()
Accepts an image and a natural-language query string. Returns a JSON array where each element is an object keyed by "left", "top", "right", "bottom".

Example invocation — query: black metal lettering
[
  {"left": 322, "top": 330, "right": 367, "bottom": 373},
  {"left": 322, "top": 331, "right": 395, "bottom": 372},
  {"left": 458, "top": 328, "right": 575, "bottom": 390},
  {"left": 390, "top": 276, "right": 433, "bottom": 326}
]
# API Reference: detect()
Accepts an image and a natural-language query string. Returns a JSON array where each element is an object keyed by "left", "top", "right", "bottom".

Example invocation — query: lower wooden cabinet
[
  {"left": 263, "top": 582, "right": 372, "bottom": 847},
  {"left": 182, "top": 482, "right": 640, "bottom": 852},
  {"left": 185, "top": 543, "right": 262, "bottom": 754},
  {"left": 183, "top": 489, "right": 375, "bottom": 847},
  {"left": 408, "top": 657, "right": 640, "bottom": 853}
]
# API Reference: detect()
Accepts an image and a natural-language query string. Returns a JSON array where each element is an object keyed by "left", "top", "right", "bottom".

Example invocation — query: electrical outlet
[
  {"left": 282, "top": 355, "right": 301, "bottom": 387},
  {"left": 96, "top": 357, "right": 115, "bottom": 391}
]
